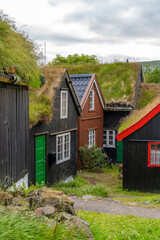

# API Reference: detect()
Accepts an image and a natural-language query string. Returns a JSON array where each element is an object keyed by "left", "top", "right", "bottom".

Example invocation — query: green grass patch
[
  {"left": 113, "top": 195, "right": 160, "bottom": 207},
  {"left": 137, "top": 89, "right": 156, "bottom": 110},
  {"left": 0, "top": 208, "right": 88, "bottom": 240},
  {"left": 51, "top": 62, "right": 140, "bottom": 102},
  {"left": 52, "top": 176, "right": 108, "bottom": 197},
  {"left": 0, "top": 209, "right": 54, "bottom": 239},
  {"left": 29, "top": 91, "right": 52, "bottom": 126},
  {"left": 0, "top": 12, "right": 41, "bottom": 88},
  {"left": 78, "top": 210, "right": 160, "bottom": 240}
]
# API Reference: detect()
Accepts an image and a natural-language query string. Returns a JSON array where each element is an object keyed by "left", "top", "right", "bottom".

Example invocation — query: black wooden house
[
  {"left": 116, "top": 103, "right": 160, "bottom": 192},
  {"left": 0, "top": 74, "right": 29, "bottom": 187},
  {"left": 29, "top": 67, "right": 81, "bottom": 185},
  {"left": 103, "top": 64, "right": 144, "bottom": 163}
]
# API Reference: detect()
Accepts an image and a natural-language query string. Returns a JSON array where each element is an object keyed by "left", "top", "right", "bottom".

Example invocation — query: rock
[
  {"left": 38, "top": 188, "right": 75, "bottom": 214},
  {"left": 66, "top": 216, "right": 94, "bottom": 239},
  {"left": 43, "top": 206, "right": 55, "bottom": 218},
  {"left": 82, "top": 195, "right": 96, "bottom": 201},
  {"left": 28, "top": 188, "right": 75, "bottom": 215},
  {"left": 11, "top": 197, "right": 29, "bottom": 208},
  {"left": 34, "top": 207, "right": 43, "bottom": 215},
  {"left": 11, "top": 190, "right": 25, "bottom": 198},
  {"left": 29, "top": 195, "right": 45, "bottom": 209},
  {"left": 0, "top": 191, "right": 13, "bottom": 205},
  {"left": 61, "top": 202, "right": 75, "bottom": 215},
  {"left": 67, "top": 193, "right": 76, "bottom": 197},
  {"left": 58, "top": 212, "right": 72, "bottom": 222},
  {"left": 38, "top": 188, "right": 70, "bottom": 205},
  {"left": 27, "top": 190, "right": 38, "bottom": 198}
]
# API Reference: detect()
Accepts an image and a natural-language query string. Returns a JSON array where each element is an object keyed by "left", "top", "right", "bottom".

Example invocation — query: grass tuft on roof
[
  {"left": 0, "top": 11, "right": 41, "bottom": 88},
  {"left": 50, "top": 62, "right": 140, "bottom": 103},
  {"left": 29, "top": 67, "right": 64, "bottom": 127},
  {"left": 118, "top": 96, "right": 160, "bottom": 133}
]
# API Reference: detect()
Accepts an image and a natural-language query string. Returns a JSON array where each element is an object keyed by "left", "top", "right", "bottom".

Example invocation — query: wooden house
[
  {"left": 70, "top": 74, "right": 105, "bottom": 169},
  {"left": 116, "top": 102, "right": 160, "bottom": 192},
  {"left": 0, "top": 73, "right": 29, "bottom": 187},
  {"left": 103, "top": 64, "right": 143, "bottom": 163},
  {"left": 29, "top": 67, "right": 81, "bottom": 185}
]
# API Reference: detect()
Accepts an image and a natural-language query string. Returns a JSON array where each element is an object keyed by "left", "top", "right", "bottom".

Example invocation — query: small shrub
[{"left": 79, "top": 145, "right": 106, "bottom": 170}]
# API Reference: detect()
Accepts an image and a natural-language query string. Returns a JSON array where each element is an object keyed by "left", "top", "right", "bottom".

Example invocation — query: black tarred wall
[
  {"left": 103, "top": 110, "right": 130, "bottom": 162},
  {"left": 0, "top": 82, "right": 29, "bottom": 184},
  {"left": 123, "top": 112, "right": 160, "bottom": 192},
  {"left": 29, "top": 77, "right": 79, "bottom": 185}
]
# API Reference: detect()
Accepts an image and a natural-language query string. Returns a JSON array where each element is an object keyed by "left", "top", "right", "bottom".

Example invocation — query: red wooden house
[{"left": 70, "top": 74, "right": 105, "bottom": 168}]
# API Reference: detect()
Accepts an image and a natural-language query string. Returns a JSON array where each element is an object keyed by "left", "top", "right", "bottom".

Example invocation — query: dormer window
[
  {"left": 89, "top": 90, "right": 94, "bottom": 110},
  {"left": 60, "top": 90, "right": 68, "bottom": 119}
]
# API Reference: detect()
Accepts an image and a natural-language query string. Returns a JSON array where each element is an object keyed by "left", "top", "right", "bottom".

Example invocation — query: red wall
[{"left": 78, "top": 82, "right": 104, "bottom": 168}]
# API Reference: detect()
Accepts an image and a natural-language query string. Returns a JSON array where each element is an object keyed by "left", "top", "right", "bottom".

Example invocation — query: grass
[
  {"left": 29, "top": 90, "right": 52, "bottom": 126},
  {"left": 118, "top": 96, "right": 160, "bottom": 133},
  {"left": 136, "top": 89, "right": 156, "bottom": 110},
  {"left": 51, "top": 165, "right": 160, "bottom": 206},
  {"left": 0, "top": 208, "right": 88, "bottom": 240},
  {"left": 0, "top": 12, "right": 41, "bottom": 88},
  {"left": 52, "top": 176, "right": 108, "bottom": 198},
  {"left": 78, "top": 210, "right": 160, "bottom": 240},
  {"left": 51, "top": 62, "right": 140, "bottom": 103}
]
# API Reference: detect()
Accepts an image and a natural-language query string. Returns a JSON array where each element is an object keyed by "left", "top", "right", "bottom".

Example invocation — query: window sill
[
  {"left": 60, "top": 117, "right": 68, "bottom": 119},
  {"left": 56, "top": 158, "right": 70, "bottom": 165},
  {"left": 103, "top": 145, "right": 116, "bottom": 148},
  {"left": 89, "top": 110, "right": 96, "bottom": 112},
  {"left": 148, "top": 164, "right": 160, "bottom": 167}
]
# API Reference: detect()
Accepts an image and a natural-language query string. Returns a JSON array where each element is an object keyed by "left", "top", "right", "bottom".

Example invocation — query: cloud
[{"left": 65, "top": 0, "right": 160, "bottom": 44}]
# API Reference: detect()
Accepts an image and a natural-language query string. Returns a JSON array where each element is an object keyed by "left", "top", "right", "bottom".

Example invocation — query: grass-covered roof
[
  {"left": 29, "top": 66, "right": 64, "bottom": 127},
  {"left": 50, "top": 62, "right": 141, "bottom": 104},
  {"left": 0, "top": 12, "right": 41, "bottom": 88},
  {"left": 118, "top": 96, "right": 160, "bottom": 133}
]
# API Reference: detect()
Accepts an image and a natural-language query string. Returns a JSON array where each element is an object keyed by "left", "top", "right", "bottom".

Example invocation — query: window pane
[
  {"left": 89, "top": 90, "right": 94, "bottom": 110},
  {"left": 150, "top": 144, "right": 156, "bottom": 165},
  {"left": 109, "top": 131, "right": 113, "bottom": 136},
  {"left": 57, "top": 133, "right": 70, "bottom": 162},
  {"left": 151, "top": 157, "right": 155, "bottom": 165}
]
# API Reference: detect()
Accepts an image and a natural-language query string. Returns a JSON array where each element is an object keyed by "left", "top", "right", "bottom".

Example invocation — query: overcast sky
[{"left": 1, "top": 0, "right": 160, "bottom": 63}]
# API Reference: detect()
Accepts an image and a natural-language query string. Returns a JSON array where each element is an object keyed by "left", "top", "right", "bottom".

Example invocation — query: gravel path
[{"left": 70, "top": 196, "right": 160, "bottom": 219}]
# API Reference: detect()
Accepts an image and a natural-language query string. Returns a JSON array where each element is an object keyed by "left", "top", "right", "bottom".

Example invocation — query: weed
[{"left": 78, "top": 210, "right": 160, "bottom": 240}]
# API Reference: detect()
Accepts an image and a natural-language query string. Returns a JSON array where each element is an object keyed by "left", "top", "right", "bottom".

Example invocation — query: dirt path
[{"left": 70, "top": 196, "right": 160, "bottom": 219}]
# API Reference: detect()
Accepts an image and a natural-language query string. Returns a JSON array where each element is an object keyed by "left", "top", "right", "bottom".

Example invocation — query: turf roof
[
  {"left": 51, "top": 62, "right": 141, "bottom": 105},
  {"left": 29, "top": 67, "right": 64, "bottom": 127},
  {"left": 0, "top": 12, "right": 41, "bottom": 88},
  {"left": 118, "top": 96, "right": 160, "bottom": 133}
]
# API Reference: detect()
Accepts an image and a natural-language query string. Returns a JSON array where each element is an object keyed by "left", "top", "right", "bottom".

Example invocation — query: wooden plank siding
[
  {"left": 0, "top": 82, "right": 29, "bottom": 184},
  {"left": 29, "top": 77, "right": 79, "bottom": 185},
  {"left": 103, "top": 110, "right": 130, "bottom": 162},
  {"left": 123, "top": 113, "right": 160, "bottom": 192}
]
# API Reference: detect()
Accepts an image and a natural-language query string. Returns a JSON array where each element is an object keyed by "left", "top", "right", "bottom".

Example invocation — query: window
[
  {"left": 89, "top": 90, "right": 94, "bottom": 110},
  {"left": 88, "top": 129, "right": 95, "bottom": 147},
  {"left": 148, "top": 142, "right": 160, "bottom": 167},
  {"left": 56, "top": 133, "right": 70, "bottom": 164},
  {"left": 103, "top": 130, "right": 115, "bottom": 148},
  {"left": 60, "top": 91, "right": 68, "bottom": 119}
]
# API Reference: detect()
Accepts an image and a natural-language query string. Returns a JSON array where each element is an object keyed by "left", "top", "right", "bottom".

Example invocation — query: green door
[
  {"left": 35, "top": 135, "right": 46, "bottom": 184},
  {"left": 117, "top": 140, "right": 123, "bottom": 163}
]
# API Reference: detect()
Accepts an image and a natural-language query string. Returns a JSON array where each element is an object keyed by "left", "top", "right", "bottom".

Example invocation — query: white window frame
[
  {"left": 89, "top": 90, "right": 94, "bottom": 110},
  {"left": 88, "top": 129, "right": 95, "bottom": 147},
  {"left": 103, "top": 130, "right": 115, "bottom": 148},
  {"left": 60, "top": 90, "right": 68, "bottom": 119},
  {"left": 56, "top": 132, "right": 71, "bottom": 164}
]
